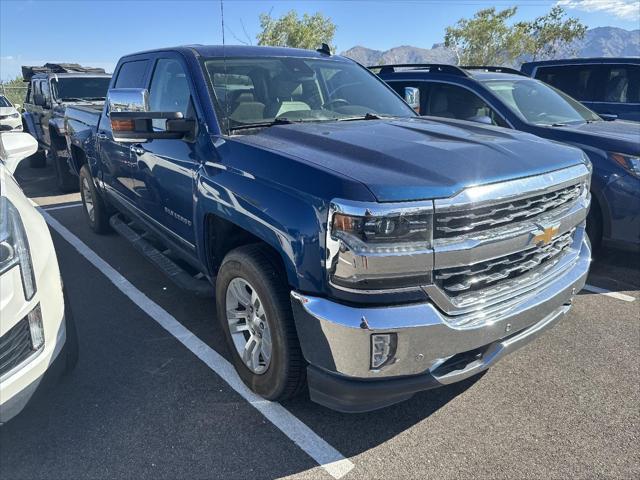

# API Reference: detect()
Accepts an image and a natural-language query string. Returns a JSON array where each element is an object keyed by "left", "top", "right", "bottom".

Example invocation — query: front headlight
[
  {"left": 0, "top": 197, "right": 36, "bottom": 300},
  {"left": 327, "top": 200, "right": 434, "bottom": 291},
  {"left": 10, "top": 113, "right": 20, "bottom": 119},
  {"left": 609, "top": 152, "right": 640, "bottom": 179}
]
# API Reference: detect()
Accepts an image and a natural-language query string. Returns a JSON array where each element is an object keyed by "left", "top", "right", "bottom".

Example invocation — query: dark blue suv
[{"left": 374, "top": 64, "right": 640, "bottom": 251}]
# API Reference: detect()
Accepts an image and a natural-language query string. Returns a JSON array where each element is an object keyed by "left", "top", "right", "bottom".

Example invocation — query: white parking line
[
  {"left": 42, "top": 203, "right": 83, "bottom": 211},
  {"left": 583, "top": 284, "right": 636, "bottom": 302},
  {"left": 41, "top": 210, "right": 354, "bottom": 479}
]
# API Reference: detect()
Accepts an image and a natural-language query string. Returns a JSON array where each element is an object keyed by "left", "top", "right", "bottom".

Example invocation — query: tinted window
[
  {"left": 604, "top": 65, "right": 640, "bottom": 103},
  {"left": 424, "top": 83, "right": 508, "bottom": 127},
  {"left": 535, "top": 63, "right": 640, "bottom": 104},
  {"left": 148, "top": 58, "right": 192, "bottom": 130},
  {"left": 0, "top": 96, "right": 10, "bottom": 107},
  {"left": 115, "top": 60, "right": 149, "bottom": 88},
  {"left": 536, "top": 64, "right": 604, "bottom": 101}
]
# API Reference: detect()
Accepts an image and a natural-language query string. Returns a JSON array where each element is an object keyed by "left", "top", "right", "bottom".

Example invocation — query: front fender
[
  {"left": 195, "top": 165, "right": 328, "bottom": 293},
  {"left": 194, "top": 139, "right": 375, "bottom": 295}
]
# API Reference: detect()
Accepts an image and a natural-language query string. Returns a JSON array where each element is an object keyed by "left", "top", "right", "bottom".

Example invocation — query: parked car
[
  {"left": 0, "top": 132, "right": 78, "bottom": 424},
  {"left": 521, "top": 57, "right": 640, "bottom": 122},
  {"left": 0, "top": 95, "right": 22, "bottom": 132},
  {"left": 374, "top": 64, "right": 640, "bottom": 251},
  {"left": 21, "top": 63, "right": 111, "bottom": 192},
  {"left": 66, "top": 46, "right": 591, "bottom": 412}
]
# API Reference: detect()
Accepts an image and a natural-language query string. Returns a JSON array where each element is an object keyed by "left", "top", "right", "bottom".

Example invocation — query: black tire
[
  {"left": 28, "top": 149, "right": 46, "bottom": 168},
  {"left": 51, "top": 148, "right": 79, "bottom": 193},
  {"left": 62, "top": 289, "right": 79, "bottom": 374},
  {"left": 586, "top": 195, "right": 603, "bottom": 254},
  {"left": 79, "top": 164, "right": 111, "bottom": 234},
  {"left": 216, "top": 244, "right": 305, "bottom": 401}
]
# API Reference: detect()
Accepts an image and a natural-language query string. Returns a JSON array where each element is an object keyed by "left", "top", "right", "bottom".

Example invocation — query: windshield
[
  {"left": 203, "top": 56, "right": 416, "bottom": 130},
  {"left": 50, "top": 77, "right": 111, "bottom": 101},
  {"left": 0, "top": 96, "right": 11, "bottom": 107},
  {"left": 482, "top": 78, "right": 601, "bottom": 126}
]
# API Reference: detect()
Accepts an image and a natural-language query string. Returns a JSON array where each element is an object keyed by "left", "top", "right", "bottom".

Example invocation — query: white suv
[
  {"left": 0, "top": 95, "right": 23, "bottom": 132},
  {"left": 0, "top": 132, "right": 77, "bottom": 424}
]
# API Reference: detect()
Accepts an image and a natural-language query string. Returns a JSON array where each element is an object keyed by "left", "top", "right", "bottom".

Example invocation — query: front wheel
[
  {"left": 79, "top": 165, "right": 111, "bottom": 234},
  {"left": 216, "top": 244, "right": 305, "bottom": 401}
]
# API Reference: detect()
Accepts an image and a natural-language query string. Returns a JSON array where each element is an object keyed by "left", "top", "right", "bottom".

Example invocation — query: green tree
[
  {"left": 521, "top": 6, "right": 587, "bottom": 61},
  {"left": 0, "top": 76, "right": 28, "bottom": 107},
  {"left": 444, "top": 6, "right": 586, "bottom": 66},
  {"left": 257, "top": 10, "right": 336, "bottom": 51},
  {"left": 445, "top": 7, "right": 525, "bottom": 65}
]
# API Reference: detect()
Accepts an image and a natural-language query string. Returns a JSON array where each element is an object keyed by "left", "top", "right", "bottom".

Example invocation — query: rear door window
[{"left": 115, "top": 60, "right": 150, "bottom": 88}]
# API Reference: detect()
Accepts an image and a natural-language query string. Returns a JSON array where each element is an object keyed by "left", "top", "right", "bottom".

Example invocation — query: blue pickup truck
[
  {"left": 374, "top": 64, "right": 640, "bottom": 252},
  {"left": 64, "top": 45, "right": 592, "bottom": 412}
]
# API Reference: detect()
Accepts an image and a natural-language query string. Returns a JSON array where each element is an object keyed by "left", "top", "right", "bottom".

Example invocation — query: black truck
[{"left": 21, "top": 63, "right": 111, "bottom": 191}]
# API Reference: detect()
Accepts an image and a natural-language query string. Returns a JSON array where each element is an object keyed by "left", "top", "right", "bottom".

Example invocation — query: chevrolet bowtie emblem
[{"left": 533, "top": 225, "right": 560, "bottom": 246}]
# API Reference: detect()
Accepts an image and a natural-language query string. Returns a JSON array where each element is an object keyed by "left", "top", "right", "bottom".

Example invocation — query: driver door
[{"left": 129, "top": 55, "right": 200, "bottom": 247}]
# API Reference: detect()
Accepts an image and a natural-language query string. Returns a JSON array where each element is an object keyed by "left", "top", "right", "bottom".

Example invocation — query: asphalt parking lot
[{"left": 1, "top": 161, "right": 639, "bottom": 480}]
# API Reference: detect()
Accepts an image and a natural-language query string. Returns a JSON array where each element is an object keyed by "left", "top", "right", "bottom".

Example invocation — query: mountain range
[{"left": 341, "top": 27, "right": 639, "bottom": 66}]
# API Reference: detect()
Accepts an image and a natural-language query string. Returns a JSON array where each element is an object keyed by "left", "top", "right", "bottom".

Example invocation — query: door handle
[
  {"left": 96, "top": 132, "right": 108, "bottom": 140},
  {"left": 130, "top": 145, "right": 145, "bottom": 156}
]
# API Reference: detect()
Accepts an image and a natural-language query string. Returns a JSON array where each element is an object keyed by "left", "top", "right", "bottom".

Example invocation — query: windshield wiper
[
  {"left": 229, "top": 117, "right": 296, "bottom": 131},
  {"left": 336, "top": 112, "right": 391, "bottom": 121}
]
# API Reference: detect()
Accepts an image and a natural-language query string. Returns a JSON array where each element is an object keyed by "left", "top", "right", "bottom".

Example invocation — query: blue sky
[{"left": 1, "top": 0, "right": 639, "bottom": 80}]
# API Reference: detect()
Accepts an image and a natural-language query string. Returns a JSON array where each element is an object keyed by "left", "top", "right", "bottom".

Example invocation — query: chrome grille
[
  {"left": 434, "top": 183, "right": 582, "bottom": 239},
  {"left": 435, "top": 229, "right": 575, "bottom": 296},
  {"left": 0, "top": 318, "right": 34, "bottom": 378}
]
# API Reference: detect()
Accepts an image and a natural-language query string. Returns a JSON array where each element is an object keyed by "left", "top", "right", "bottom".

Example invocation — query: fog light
[
  {"left": 27, "top": 303, "right": 44, "bottom": 350},
  {"left": 371, "top": 333, "right": 397, "bottom": 369}
]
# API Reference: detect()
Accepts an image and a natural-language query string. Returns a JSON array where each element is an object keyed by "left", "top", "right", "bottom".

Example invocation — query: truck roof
[
  {"left": 521, "top": 57, "right": 640, "bottom": 68},
  {"left": 121, "top": 44, "right": 348, "bottom": 62}
]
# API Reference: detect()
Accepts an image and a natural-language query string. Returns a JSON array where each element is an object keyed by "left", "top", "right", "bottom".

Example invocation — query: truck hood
[{"left": 239, "top": 117, "right": 586, "bottom": 202}]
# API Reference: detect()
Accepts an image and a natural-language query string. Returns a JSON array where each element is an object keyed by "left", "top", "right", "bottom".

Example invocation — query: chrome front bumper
[{"left": 291, "top": 236, "right": 590, "bottom": 399}]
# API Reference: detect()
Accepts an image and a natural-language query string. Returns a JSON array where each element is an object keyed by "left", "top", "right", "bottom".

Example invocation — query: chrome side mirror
[
  {"left": 107, "top": 88, "right": 150, "bottom": 114},
  {"left": 107, "top": 88, "right": 194, "bottom": 143},
  {"left": 404, "top": 87, "right": 420, "bottom": 114}
]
